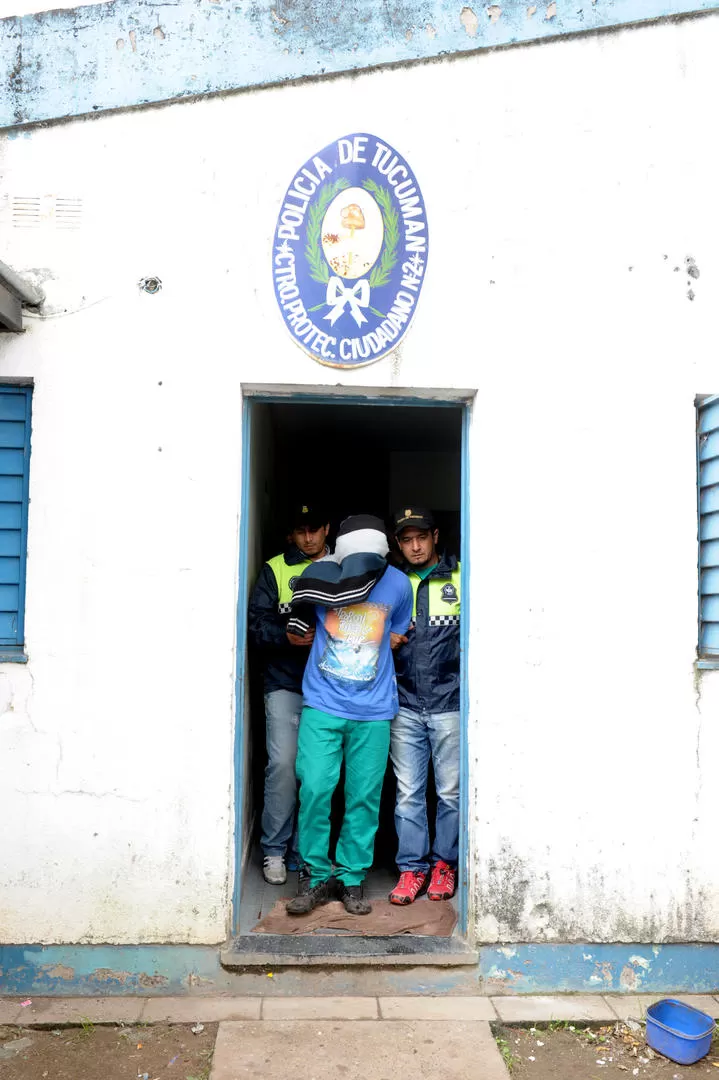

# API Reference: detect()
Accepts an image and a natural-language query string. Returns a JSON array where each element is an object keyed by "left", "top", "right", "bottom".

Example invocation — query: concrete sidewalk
[
  {"left": 2, "top": 994, "right": 718, "bottom": 1080},
  {"left": 2, "top": 991, "right": 718, "bottom": 1026}
]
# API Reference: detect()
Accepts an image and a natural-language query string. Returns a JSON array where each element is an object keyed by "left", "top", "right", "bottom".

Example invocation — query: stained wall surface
[
  {"left": 0, "top": 12, "right": 717, "bottom": 945},
  {"left": 3, "top": 1, "right": 718, "bottom": 127}
]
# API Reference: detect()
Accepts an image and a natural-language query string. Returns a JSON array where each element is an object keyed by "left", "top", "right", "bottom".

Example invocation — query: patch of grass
[
  {"left": 495, "top": 1035, "right": 519, "bottom": 1073},
  {"left": 186, "top": 1046, "right": 214, "bottom": 1080},
  {"left": 78, "top": 1017, "right": 95, "bottom": 1038}
]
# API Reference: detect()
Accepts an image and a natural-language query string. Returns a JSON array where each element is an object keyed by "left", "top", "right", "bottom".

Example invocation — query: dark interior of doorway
[{"left": 239, "top": 399, "right": 462, "bottom": 935}]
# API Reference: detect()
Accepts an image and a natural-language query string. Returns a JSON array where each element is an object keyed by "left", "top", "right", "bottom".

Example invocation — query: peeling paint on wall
[
  {"left": 42, "top": 963, "right": 74, "bottom": 980},
  {"left": 0, "top": 0, "right": 718, "bottom": 127},
  {"left": 460, "top": 6, "right": 480, "bottom": 35},
  {"left": 480, "top": 944, "right": 719, "bottom": 994},
  {"left": 2, "top": 942, "right": 719, "bottom": 996}
]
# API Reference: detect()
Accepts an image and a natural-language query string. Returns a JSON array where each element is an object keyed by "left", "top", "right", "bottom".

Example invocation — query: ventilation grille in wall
[{"left": 0, "top": 194, "right": 84, "bottom": 230}]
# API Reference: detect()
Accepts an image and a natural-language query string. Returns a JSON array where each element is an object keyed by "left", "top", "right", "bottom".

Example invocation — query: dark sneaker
[
  {"left": 336, "top": 883, "right": 372, "bottom": 915},
  {"left": 285, "top": 878, "right": 330, "bottom": 916}
]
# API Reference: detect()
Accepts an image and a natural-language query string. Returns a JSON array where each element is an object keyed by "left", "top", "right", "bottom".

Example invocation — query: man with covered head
[{"left": 284, "top": 514, "right": 413, "bottom": 916}]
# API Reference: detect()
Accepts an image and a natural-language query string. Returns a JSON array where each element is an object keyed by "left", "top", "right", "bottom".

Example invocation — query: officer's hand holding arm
[
  {"left": 390, "top": 632, "right": 408, "bottom": 650},
  {"left": 287, "top": 629, "right": 315, "bottom": 647}
]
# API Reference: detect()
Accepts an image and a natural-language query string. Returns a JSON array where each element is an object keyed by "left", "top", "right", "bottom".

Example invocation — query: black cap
[
  {"left": 337, "top": 514, "right": 386, "bottom": 537},
  {"left": 392, "top": 507, "right": 436, "bottom": 535},
  {"left": 290, "top": 502, "right": 328, "bottom": 529}
]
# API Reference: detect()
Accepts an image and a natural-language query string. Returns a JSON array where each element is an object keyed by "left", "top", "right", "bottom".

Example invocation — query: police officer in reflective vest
[
  {"left": 388, "top": 508, "right": 461, "bottom": 905},
  {"left": 248, "top": 504, "right": 330, "bottom": 885}
]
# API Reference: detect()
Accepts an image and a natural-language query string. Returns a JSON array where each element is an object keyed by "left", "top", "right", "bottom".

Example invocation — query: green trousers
[{"left": 296, "top": 706, "right": 390, "bottom": 887}]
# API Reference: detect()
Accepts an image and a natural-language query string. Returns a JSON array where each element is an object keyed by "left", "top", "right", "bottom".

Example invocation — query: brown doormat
[{"left": 251, "top": 897, "right": 457, "bottom": 936}]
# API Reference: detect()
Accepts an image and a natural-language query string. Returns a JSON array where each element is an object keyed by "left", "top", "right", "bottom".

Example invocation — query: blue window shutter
[
  {"left": 698, "top": 394, "right": 719, "bottom": 657},
  {"left": 0, "top": 387, "right": 32, "bottom": 649}
]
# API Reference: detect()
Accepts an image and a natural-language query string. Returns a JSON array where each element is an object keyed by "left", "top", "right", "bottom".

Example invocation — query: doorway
[{"left": 232, "top": 391, "right": 470, "bottom": 945}]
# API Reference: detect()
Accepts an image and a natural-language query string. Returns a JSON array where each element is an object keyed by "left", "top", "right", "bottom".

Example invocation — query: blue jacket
[{"left": 394, "top": 553, "right": 461, "bottom": 713}]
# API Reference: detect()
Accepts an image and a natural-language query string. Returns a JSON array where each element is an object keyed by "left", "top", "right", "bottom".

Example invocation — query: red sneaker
[
  {"left": 427, "top": 861, "right": 456, "bottom": 900},
  {"left": 389, "top": 870, "right": 427, "bottom": 905}
]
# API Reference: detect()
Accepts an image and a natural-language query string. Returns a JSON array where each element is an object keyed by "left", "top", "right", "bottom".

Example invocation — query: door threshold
[{"left": 220, "top": 934, "right": 478, "bottom": 968}]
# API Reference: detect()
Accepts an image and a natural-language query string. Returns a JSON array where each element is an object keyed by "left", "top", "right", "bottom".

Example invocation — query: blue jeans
[
  {"left": 390, "top": 707, "right": 460, "bottom": 873},
  {"left": 260, "top": 689, "right": 302, "bottom": 860}
]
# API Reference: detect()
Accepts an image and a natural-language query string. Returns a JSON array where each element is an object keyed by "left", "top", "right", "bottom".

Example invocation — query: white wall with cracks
[{"left": 0, "top": 13, "right": 718, "bottom": 945}]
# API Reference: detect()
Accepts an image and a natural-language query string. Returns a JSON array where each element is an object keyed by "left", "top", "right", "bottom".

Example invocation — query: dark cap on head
[
  {"left": 290, "top": 502, "right": 328, "bottom": 529},
  {"left": 337, "top": 514, "right": 386, "bottom": 537},
  {"left": 392, "top": 507, "right": 436, "bottom": 535}
]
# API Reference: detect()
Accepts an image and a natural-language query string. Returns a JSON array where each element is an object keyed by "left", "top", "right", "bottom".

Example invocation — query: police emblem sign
[{"left": 272, "top": 133, "right": 429, "bottom": 369}]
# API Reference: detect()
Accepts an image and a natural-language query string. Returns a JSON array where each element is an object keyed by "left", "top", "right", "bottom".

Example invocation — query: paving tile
[
  {"left": 492, "top": 994, "right": 617, "bottom": 1023},
  {"left": 379, "top": 996, "right": 496, "bottom": 1020},
  {"left": 661, "top": 994, "right": 719, "bottom": 1018},
  {"left": 607, "top": 994, "right": 719, "bottom": 1020},
  {"left": 604, "top": 995, "right": 653, "bottom": 1020},
  {"left": 16, "top": 997, "right": 146, "bottom": 1025},
  {"left": 262, "top": 996, "right": 378, "bottom": 1020},
  {"left": 0, "top": 1000, "right": 22, "bottom": 1025},
  {"left": 211, "top": 1020, "right": 507, "bottom": 1080},
  {"left": 142, "top": 996, "right": 261, "bottom": 1022}
]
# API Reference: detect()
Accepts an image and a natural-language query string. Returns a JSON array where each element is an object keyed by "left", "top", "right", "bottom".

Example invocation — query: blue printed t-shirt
[{"left": 302, "top": 564, "right": 413, "bottom": 721}]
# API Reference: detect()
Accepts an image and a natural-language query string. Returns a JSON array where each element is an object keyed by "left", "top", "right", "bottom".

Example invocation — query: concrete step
[
  {"left": 220, "top": 934, "right": 479, "bottom": 968},
  {"left": 210, "top": 1019, "right": 508, "bottom": 1080}
]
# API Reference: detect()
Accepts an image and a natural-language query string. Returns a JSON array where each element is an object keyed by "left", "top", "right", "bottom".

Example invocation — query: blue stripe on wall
[
  {"left": 0, "top": 945, "right": 225, "bottom": 996},
  {"left": 1, "top": 943, "right": 718, "bottom": 996},
  {"left": 1, "top": 1, "right": 718, "bottom": 129},
  {"left": 481, "top": 943, "right": 719, "bottom": 994}
]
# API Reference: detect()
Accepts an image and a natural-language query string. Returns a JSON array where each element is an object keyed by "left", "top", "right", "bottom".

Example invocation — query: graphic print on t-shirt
[{"left": 319, "top": 602, "right": 390, "bottom": 683}]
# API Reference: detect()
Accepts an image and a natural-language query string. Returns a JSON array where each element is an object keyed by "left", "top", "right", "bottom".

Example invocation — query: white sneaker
[{"left": 263, "top": 855, "right": 287, "bottom": 885}]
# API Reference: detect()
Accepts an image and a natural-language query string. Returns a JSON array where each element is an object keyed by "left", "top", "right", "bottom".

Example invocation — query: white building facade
[{"left": 0, "top": 0, "right": 718, "bottom": 995}]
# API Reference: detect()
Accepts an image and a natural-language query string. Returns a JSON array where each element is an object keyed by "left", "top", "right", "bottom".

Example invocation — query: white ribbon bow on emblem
[{"left": 323, "top": 276, "right": 370, "bottom": 327}]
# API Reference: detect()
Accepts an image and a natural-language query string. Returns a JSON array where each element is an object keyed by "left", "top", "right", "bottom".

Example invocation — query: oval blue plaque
[{"left": 272, "top": 133, "right": 429, "bottom": 369}]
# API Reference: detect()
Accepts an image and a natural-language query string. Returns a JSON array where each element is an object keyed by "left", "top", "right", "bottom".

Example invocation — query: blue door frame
[{"left": 232, "top": 391, "right": 472, "bottom": 938}]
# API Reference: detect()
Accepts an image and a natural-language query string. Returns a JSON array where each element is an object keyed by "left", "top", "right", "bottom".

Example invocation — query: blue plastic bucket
[{"left": 645, "top": 999, "right": 715, "bottom": 1065}]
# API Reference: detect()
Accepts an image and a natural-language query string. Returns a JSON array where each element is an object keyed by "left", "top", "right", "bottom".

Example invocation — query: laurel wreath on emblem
[
  {"left": 305, "top": 178, "right": 350, "bottom": 285},
  {"left": 305, "top": 177, "right": 400, "bottom": 306},
  {"left": 362, "top": 178, "right": 400, "bottom": 288}
]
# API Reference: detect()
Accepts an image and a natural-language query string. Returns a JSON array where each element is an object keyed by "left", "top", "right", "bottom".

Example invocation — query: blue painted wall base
[
  {"left": 1, "top": 943, "right": 718, "bottom": 996},
  {"left": 0, "top": 945, "right": 224, "bottom": 996},
  {"left": 481, "top": 944, "right": 719, "bottom": 995}
]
